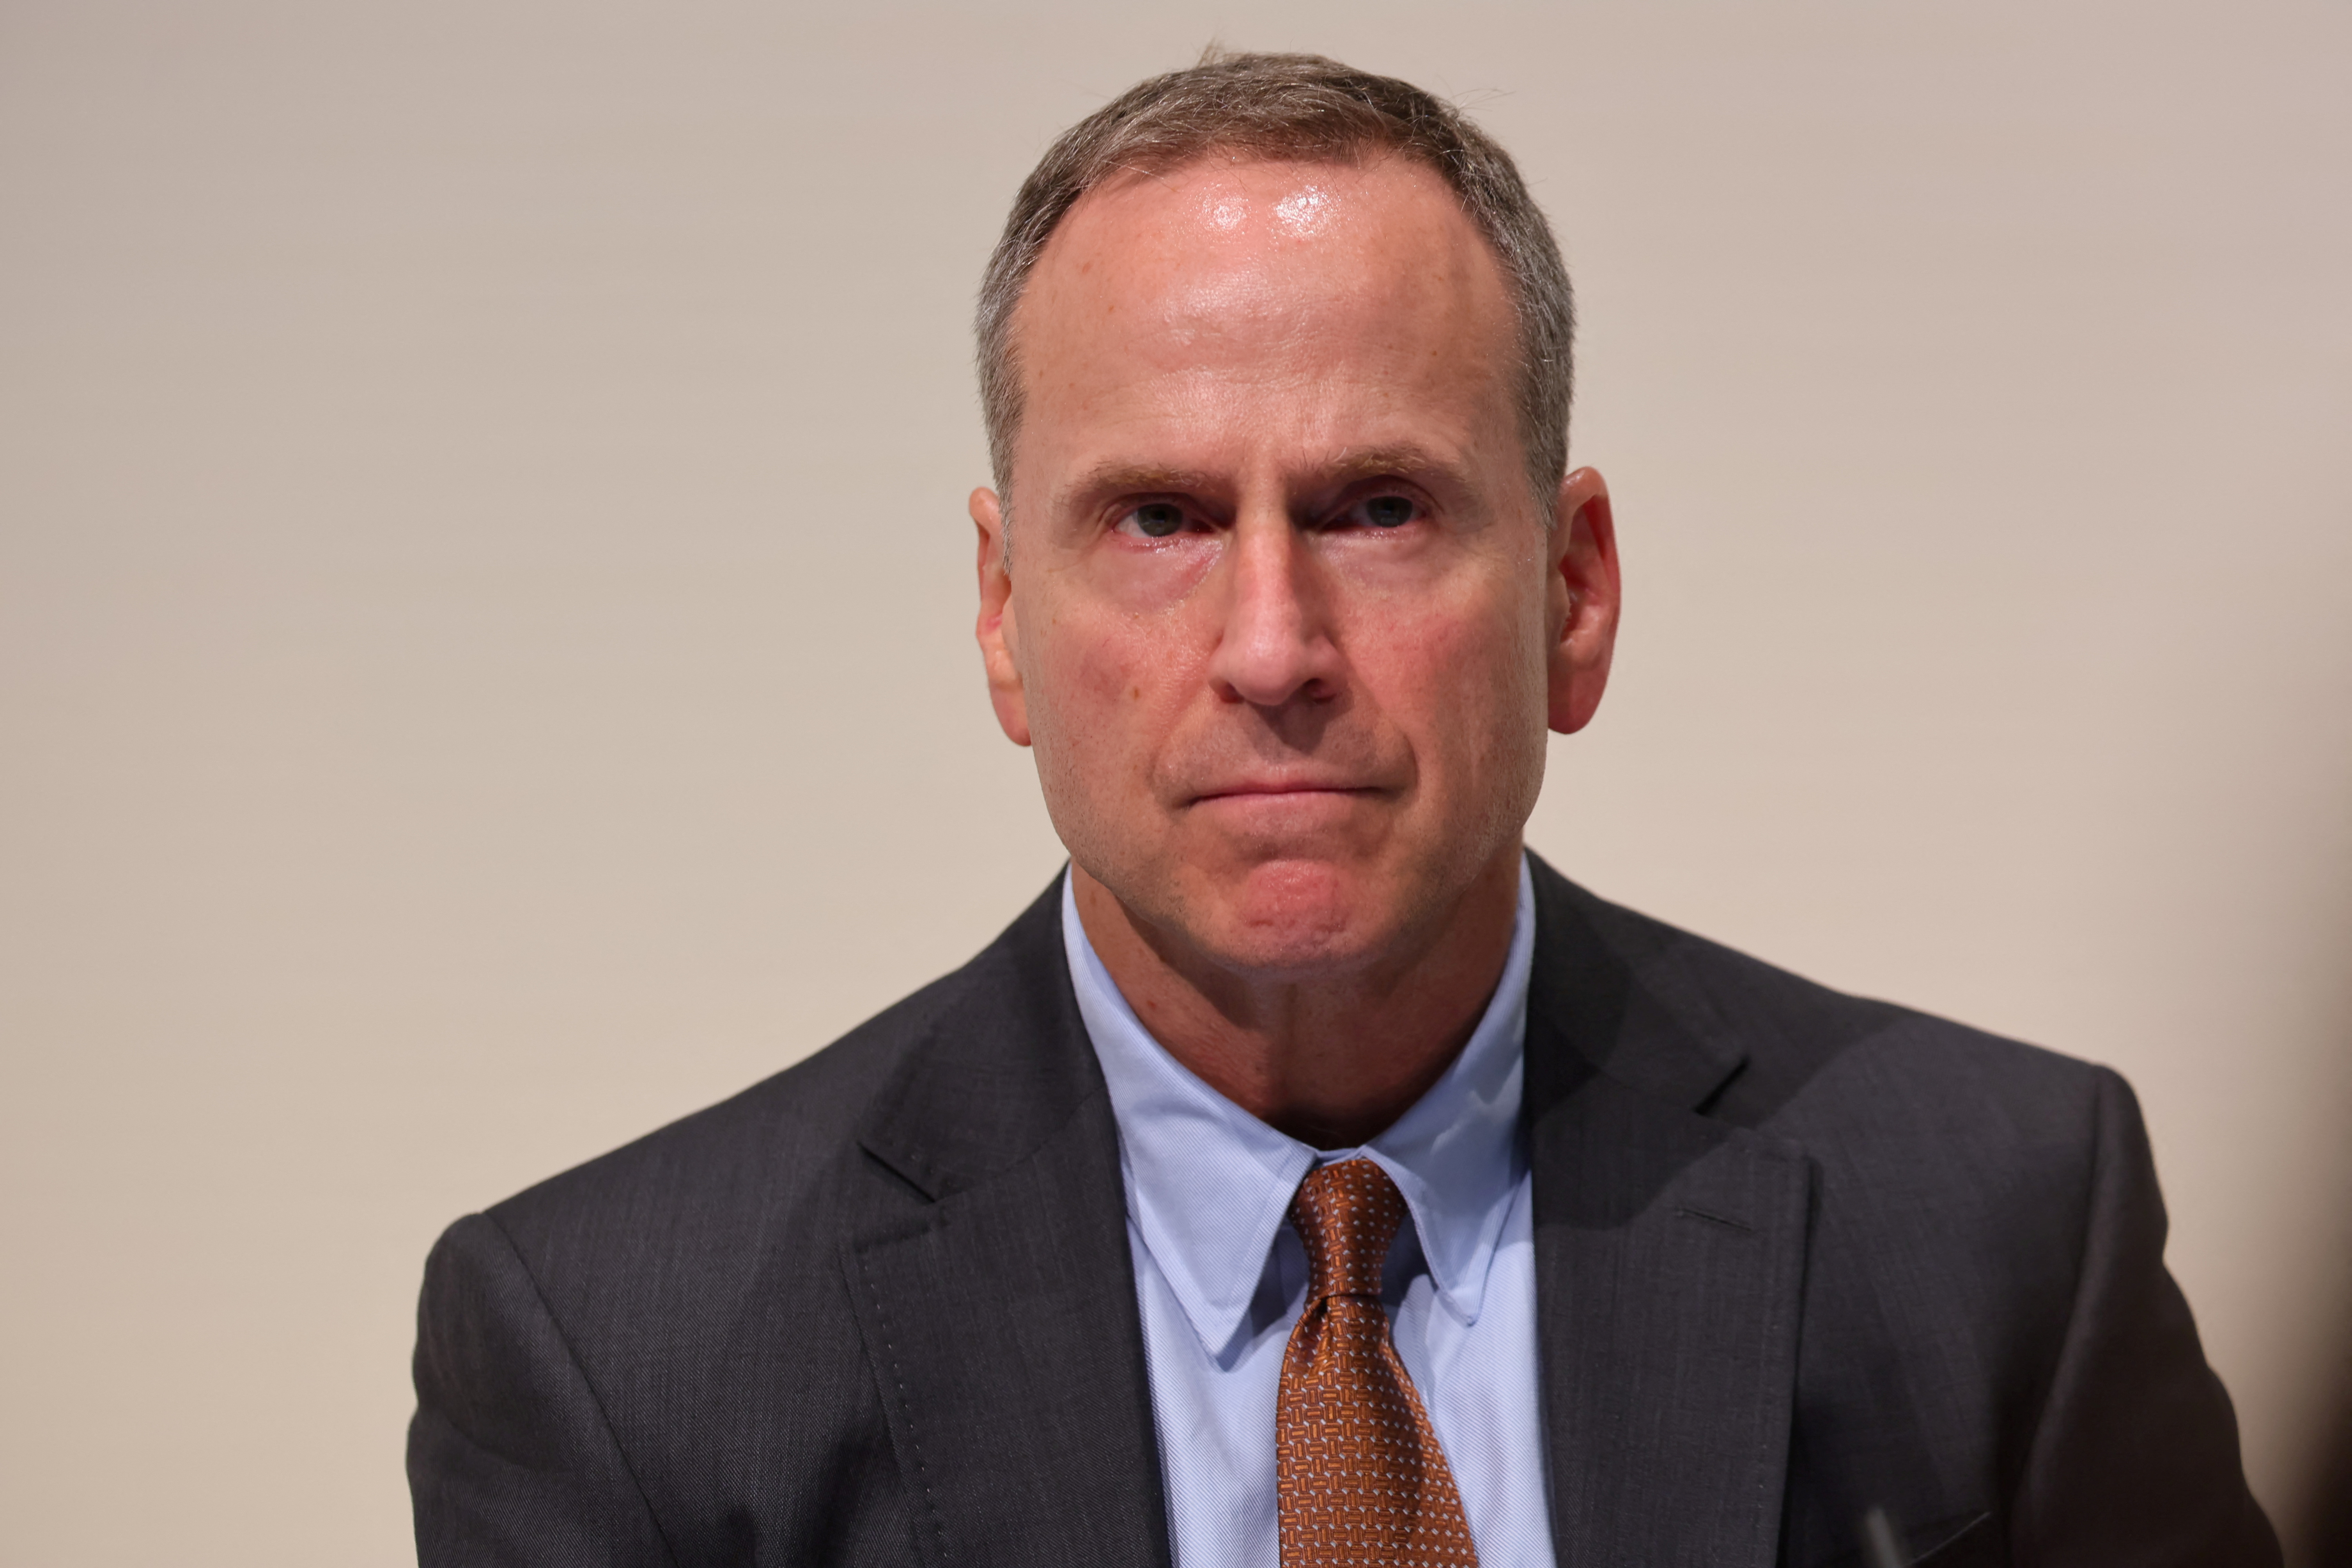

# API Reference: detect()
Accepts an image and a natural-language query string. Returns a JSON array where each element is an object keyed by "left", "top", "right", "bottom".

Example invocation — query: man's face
[{"left": 973, "top": 154, "right": 1617, "bottom": 981}]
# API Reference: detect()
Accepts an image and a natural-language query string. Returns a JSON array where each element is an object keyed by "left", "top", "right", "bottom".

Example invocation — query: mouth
[{"left": 1188, "top": 782, "right": 1381, "bottom": 805}]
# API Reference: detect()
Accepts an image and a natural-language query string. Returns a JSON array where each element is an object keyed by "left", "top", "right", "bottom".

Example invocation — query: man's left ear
[{"left": 1546, "top": 466, "right": 1621, "bottom": 735}]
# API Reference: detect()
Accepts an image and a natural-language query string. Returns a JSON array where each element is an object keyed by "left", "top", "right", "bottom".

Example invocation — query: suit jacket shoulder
[
  {"left": 411, "top": 876, "right": 1168, "bottom": 1568},
  {"left": 1521, "top": 858, "right": 2274, "bottom": 1566}
]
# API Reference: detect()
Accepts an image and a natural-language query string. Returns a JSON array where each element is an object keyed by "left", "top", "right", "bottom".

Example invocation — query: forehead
[{"left": 1009, "top": 154, "right": 1520, "bottom": 488}]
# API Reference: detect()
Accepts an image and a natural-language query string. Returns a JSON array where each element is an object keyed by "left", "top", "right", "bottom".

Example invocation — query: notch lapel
[
  {"left": 1524, "top": 859, "right": 1813, "bottom": 1568},
  {"left": 842, "top": 880, "right": 1170, "bottom": 1568}
]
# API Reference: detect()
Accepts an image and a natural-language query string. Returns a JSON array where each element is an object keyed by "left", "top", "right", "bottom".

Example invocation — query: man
[{"left": 408, "top": 52, "right": 2277, "bottom": 1566}]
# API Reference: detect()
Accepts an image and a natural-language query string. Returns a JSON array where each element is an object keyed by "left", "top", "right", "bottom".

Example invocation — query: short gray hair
[{"left": 976, "top": 49, "right": 1575, "bottom": 519}]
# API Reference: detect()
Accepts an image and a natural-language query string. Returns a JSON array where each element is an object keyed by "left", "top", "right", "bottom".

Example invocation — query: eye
[
  {"left": 1118, "top": 501, "right": 1189, "bottom": 539},
  {"left": 1351, "top": 493, "right": 1419, "bottom": 530}
]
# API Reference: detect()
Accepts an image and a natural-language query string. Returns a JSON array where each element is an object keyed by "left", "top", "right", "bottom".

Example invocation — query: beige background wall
[{"left": 4, "top": 2, "right": 2347, "bottom": 1562}]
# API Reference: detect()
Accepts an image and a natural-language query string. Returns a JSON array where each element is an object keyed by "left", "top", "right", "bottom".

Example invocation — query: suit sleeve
[
  {"left": 2009, "top": 1068, "right": 2280, "bottom": 1566},
  {"left": 408, "top": 1212, "right": 677, "bottom": 1568}
]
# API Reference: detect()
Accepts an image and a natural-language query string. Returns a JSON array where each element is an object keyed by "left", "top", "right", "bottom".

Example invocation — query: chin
[{"left": 1187, "top": 857, "right": 1399, "bottom": 979}]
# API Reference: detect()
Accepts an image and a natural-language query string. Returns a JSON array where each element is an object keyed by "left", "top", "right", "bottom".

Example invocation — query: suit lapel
[
  {"left": 842, "top": 879, "right": 1170, "bottom": 1568},
  {"left": 1524, "top": 858, "right": 1814, "bottom": 1568}
]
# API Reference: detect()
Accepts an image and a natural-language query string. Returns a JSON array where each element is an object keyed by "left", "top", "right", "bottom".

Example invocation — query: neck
[{"left": 1070, "top": 851, "right": 1522, "bottom": 1149}]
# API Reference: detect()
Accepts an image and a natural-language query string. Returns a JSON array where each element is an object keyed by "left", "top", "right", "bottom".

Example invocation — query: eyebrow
[
  {"left": 1055, "top": 462, "right": 1221, "bottom": 510},
  {"left": 1320, "top": 443, "right": 1474, "bottom": 492}
]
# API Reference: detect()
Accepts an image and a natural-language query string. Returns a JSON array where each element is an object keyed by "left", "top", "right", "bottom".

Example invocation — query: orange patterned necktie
[{"left": 1276, "top": 1159, "right": 1479, "bottom": 1567}]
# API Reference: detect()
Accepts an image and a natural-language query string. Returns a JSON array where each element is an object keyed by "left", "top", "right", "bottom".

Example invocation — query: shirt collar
[{"left": 1065, "top": 858, "right": 1533, "bottom": 1359}]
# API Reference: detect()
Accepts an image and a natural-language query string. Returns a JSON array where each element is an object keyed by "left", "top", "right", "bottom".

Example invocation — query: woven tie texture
[{"left": 1276, "top": 1158, "right": 1479, "bottom": 1567}]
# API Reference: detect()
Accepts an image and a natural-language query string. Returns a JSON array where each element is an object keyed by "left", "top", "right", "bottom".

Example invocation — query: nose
[{"left": 1207, "top": 516, "right": 1342, "bottom": 708}]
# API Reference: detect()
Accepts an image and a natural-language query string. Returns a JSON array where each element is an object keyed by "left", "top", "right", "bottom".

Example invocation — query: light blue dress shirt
[{"left": 1062, "top": 858, "right": 1556, "bottom": 1568}]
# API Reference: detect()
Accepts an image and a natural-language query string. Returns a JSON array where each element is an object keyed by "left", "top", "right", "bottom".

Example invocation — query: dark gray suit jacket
[{"left": 408, "top": 857, "right": 2278, "bottom": 1566}]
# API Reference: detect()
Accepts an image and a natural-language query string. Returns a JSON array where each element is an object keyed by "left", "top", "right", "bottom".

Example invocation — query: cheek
[
  {"left": 1021, "top": 605, "right": 1182, "bottom": 789},
  {"left": 1363, "top": 576, "right": 1551, "bottom": 777}
]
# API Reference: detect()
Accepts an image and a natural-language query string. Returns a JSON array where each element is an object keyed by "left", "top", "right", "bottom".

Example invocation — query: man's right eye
[{"left": 1120, "top": 502, "right": 1189, "bottom": 539}]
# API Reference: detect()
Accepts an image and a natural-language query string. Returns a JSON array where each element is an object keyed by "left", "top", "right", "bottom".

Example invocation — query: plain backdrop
[{"left": 3, "top": 2, "right": 2348, "bottom": 1563}]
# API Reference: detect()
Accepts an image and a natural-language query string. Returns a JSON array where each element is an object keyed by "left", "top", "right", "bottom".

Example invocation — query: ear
[
  {"left": 972, "top": 486, "right": 1032, "bottom": 747},
  {"left": 1545, "top": 467, "right": 1621, "bottom": 735}
]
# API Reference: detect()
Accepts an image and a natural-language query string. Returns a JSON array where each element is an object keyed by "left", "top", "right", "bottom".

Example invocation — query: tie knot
[{"left": 1290, "top": 1158, "right": 1408, "bottom": 1305}]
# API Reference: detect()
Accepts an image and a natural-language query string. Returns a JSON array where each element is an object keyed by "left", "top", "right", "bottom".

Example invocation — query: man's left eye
[{"left": 1356, "top": 494, "right": 1417, "bottom": 529}]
